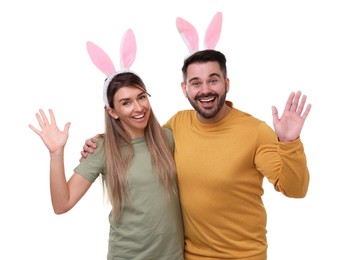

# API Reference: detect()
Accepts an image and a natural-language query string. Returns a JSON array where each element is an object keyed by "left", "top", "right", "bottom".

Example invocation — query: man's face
[{"left": 182, "top": 61, "right": 229, "bottom": 123}]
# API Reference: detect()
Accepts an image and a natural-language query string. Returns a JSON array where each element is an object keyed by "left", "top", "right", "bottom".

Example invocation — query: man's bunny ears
[
  {"left": 176, "top": 12, "right": 222, "bottom": 54},
  {"left": 86, "top": 29, "right": 137, "bottom": 107}
]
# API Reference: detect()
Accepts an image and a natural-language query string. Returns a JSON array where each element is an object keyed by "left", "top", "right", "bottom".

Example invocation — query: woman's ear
[{"left": 107, "top": 108, "right": 119, "bottom": 119}]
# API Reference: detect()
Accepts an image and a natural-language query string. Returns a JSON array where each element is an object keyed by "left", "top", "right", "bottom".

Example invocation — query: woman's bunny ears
[
  {"left": 86, "top": 29, "right": 137, "bottom": 107},
  {"left": 176, "top": 12, "right": 222, "bottom": 53}
]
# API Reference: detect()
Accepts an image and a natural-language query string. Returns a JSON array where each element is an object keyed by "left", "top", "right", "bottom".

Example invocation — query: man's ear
[
  {"left": 107, "top": 108, "right": 119, "bottom": 119},
  {"left": 226, "top": 78, "right": 230, "bottom": 93},
  {"left": 181, "top": 81, "right": 188, "bottom": 97}
]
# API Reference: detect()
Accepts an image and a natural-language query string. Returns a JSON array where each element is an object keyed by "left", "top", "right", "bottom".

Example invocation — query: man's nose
[{"left": 200, "top": 83, "right": 211, "bottom": 94}]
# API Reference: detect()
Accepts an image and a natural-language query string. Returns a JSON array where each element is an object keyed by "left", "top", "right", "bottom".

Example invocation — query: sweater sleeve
[
  {"left": 254, "top": 122, "right": 310, "bottom": 198},
  {"left": 163, "top": 115, "right": 174, "bottom": 131}
]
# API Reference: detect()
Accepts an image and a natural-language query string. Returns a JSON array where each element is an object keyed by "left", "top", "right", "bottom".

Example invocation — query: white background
[{"left": 1, "top": 0, "right": 343, "bottom": 259}]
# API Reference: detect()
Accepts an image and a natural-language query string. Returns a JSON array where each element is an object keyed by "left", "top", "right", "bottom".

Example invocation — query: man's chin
[{"left": 196, "top": 108, "right": 217, "bottom": 119}]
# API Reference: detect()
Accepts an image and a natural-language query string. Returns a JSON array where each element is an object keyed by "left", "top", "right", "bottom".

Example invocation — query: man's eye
[
  {"left": 210, "top": 79, "right": 218, "bottom": 84},
  {"left": 192, "top": 82, "right": 200, "bottom": 86}
]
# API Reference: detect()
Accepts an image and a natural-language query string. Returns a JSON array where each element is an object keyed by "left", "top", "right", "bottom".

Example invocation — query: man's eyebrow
[
  {"left": 209, "top": 73, "right": 221, "bottom": 78},
  {"left": 188, "top": 77, "right": 200, "bottom": 83},
  {"left": 188, "top": 73, "right": 221, "bottom": 83}
]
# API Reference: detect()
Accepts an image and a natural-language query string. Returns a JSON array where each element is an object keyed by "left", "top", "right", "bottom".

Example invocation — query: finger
[
  {"left": 39, "top": 109, "right": 50, "bottom": 125},
  {"left": 301, "top": 104, "right": 312, "bottom": 119},
  {"left": 28, "top": 124, "right": 41, "bottom": 136},
  {"left": 80, "top": 151, "right": 88, "bottom": 160},
  {"left": 83, "top": 144, "right": 94, "bottom": 154},
  {"left": 290, "top": 91, "right": 301, "bottom": 112},
  {"left": 63, "top": 122, "right": 71, "bottom": 134},
  {"left": 283, "top": 92, "right": 295, "bottom": 113},
  {"left": 271, "top": 106, "right": 279, "bottom": 125},
  {"left": 35, "top": 111, "right": 45, "bottom": 129},
  {"left": 49, "top": 109, "right": 57, "bottom": 126},
  {"left": 296, "top": 94, "right": 307, "bottom": 115},
  {"left": 86, "top": 139, "right": 97, "bottom": 149}
]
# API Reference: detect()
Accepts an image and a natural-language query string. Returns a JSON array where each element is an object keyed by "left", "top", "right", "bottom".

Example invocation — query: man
[{"left": 82, "top": 49, "right": 311, "bottom": 259}]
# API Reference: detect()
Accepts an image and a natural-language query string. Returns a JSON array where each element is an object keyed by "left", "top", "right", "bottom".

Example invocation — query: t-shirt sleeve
[
  {"left": 74, "top": 137, "right": 105, "bottom": 183},
  {"left": 163, "top": 127, "right": 175, "bottom": 152}
]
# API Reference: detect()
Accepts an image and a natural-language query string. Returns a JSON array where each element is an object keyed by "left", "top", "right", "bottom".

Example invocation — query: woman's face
[{"left": 108, "top": 86, "right": 151, "bottom": 138}]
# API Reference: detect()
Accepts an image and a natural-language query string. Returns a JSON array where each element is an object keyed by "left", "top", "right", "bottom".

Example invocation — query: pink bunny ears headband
[
  {"left": 86, "top": 13, "right": 221, "bottom": 107},
  {"left": 176, "top": 12, "right": 222, "bottom": 54},
  {"left": 86, "top": 29, "right": 137, "bottom": 108}
]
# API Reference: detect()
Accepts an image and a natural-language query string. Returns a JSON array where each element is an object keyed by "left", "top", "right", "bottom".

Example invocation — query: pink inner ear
[
  {"left": 204, "top": 12, "right": 222, "bottom": 49},
  {"left": 86, "top": 41, "right": 115, "bottom": 76},
  {"left": 176, "top": 17, "right": 199, "bottom": 53},
  {"left": 121, "top": 29, "right": 136, "bottom": 69}
]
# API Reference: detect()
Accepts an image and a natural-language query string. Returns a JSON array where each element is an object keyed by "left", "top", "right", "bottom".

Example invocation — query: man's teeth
[
  {"left": 134, "top": 114, "right": 144, "bottom": 119},
  {"left": 200, "top": 97, "right": 215, "bottom": 103}
]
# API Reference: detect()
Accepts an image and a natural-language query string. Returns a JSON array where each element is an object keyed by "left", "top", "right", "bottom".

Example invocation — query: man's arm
[{"left": 80, "top": 134, "right": 103, "bottom": 160}]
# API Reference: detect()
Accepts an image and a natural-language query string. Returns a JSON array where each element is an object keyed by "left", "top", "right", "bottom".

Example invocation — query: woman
[{"left": 29, "top": 72, "right": 184, "bottom": 259}]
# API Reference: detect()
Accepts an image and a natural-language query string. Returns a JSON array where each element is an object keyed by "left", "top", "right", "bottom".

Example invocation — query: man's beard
[{"left": 187, "top": 92, "right": 227, "bottom": 119}]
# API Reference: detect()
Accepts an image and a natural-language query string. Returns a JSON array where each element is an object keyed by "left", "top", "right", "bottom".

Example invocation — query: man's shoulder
[
  {"left": 171, "top": 109, "right": 194, "bottom": 119},
  {"left": 163, "top": 109, "right": 194, "bottom": 130}
]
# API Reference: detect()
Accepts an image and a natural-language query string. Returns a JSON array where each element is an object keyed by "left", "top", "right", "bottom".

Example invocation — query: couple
[{"left": 29, "top": 28, "right": 311, "bottom": 260}]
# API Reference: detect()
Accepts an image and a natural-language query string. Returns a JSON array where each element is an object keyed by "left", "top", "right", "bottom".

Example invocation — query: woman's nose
[{"left": 133, "top": 100, "right": 143, "bottom": 111}]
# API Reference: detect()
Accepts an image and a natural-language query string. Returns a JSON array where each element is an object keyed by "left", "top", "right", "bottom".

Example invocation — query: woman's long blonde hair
[{"left": 102, "top": 72, "right": 176, "bottom": 220}]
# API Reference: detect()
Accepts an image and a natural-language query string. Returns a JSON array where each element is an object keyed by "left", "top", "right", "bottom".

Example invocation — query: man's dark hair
[{"left": 181, "top": 49, "right": 227, "bottom": 82}]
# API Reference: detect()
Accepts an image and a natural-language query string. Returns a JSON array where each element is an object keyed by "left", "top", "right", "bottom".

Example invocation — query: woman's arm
[{"left": 29, "top": 109, "right": 92, "bottom": 214}]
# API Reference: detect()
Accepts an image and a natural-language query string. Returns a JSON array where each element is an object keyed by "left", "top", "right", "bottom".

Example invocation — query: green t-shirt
[{"left": 74, "top": 129, "right": 184, "bottom": 260}]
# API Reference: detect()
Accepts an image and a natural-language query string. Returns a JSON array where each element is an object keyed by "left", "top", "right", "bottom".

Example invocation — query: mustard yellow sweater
[{"left": 164, "top": 102, "right": 309, "bottom": 260}]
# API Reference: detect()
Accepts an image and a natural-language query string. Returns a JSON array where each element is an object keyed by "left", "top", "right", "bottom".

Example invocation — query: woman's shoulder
[
  {"left": 93, "top": 135, "right": 105, "bottom": 146},
  {"left": 163, "top": 127, "right": 172, "bottom": 137},
  {"left": 162, "top": 127, "right": 174, "bottom": 149}
]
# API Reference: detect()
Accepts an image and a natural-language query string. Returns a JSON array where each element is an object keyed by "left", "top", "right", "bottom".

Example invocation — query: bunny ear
[
  {"left": 204, "top": 12, "right": 222, "bottom": 49},
  {"left": 86, "top": 41, "right": 115, "bottom": 76},
  {"left": 120, "top": 29, "right": 136, "bottom": 69},
  {"left": 176, "top": 17, "right": 199, "bottom": 53}
]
